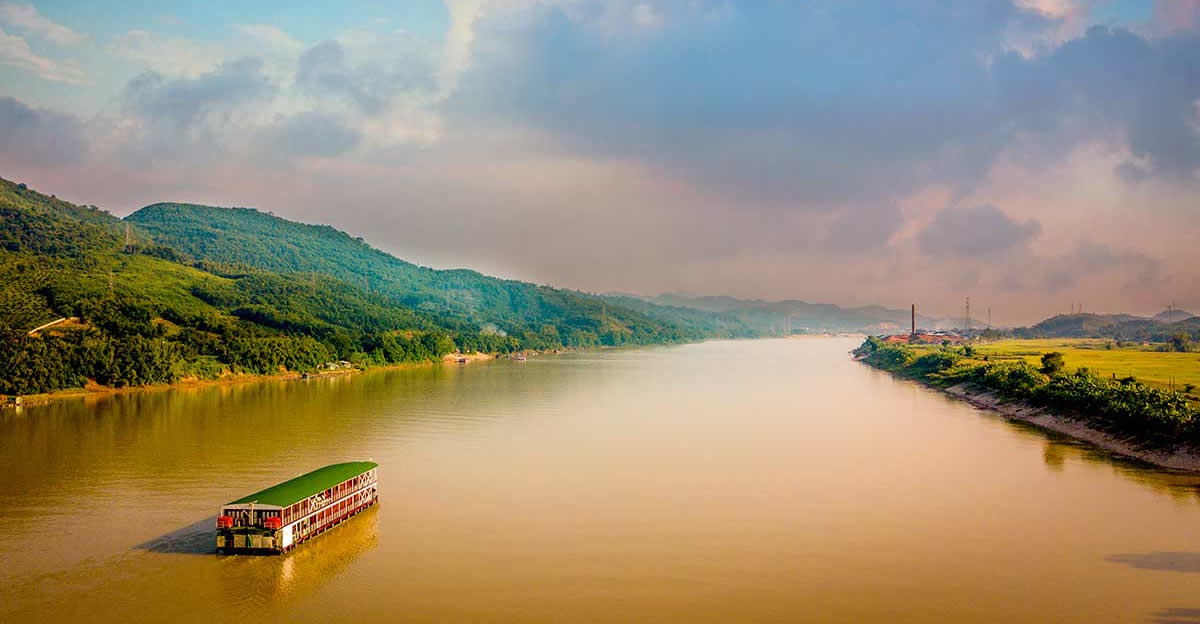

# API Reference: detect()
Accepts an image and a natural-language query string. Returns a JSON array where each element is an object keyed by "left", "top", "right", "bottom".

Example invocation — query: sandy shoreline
[{"left": 939, "top": 381, "right": 1200, "bottom": 472}]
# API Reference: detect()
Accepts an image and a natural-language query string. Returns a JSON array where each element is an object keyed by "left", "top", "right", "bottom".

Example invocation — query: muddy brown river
[{"left": 3, "top": 337, "right": 1200, "bottom": 622}]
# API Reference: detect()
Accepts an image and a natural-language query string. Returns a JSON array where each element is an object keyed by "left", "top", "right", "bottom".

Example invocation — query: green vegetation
[
  {"left": 1, "top": 177, "right": 752, "bottom": 396},
  {"left": 946, "top": 339, "right": 1200, "bottom": 394},
  {"left": 228, "top": 461, "right": 378, "bottom": 507},
  {"left": 855, "top": 337, "right": 1200, "bottom": 446},
  {"left": 1008, "top": 313, "right": 1200, "bottom": 343},
  {"left": 127, "top": 203, "right": 755, "bottom": 347},
  {"left": 1040, "top": 352, "right": 1066, "bottom": 376}
]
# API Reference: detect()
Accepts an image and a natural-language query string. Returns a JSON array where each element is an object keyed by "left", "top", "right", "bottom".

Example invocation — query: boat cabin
[{"left": 216, "top": 461, "right": 378, "bottom": 554}]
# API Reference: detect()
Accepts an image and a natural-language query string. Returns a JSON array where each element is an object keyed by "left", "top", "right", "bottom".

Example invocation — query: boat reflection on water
[{"left": 218, "top": 506, "right": 379, "bottom": 605}]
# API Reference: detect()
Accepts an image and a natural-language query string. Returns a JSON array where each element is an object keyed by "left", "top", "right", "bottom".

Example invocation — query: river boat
[{"left": 216, "top": 461, "right": 378, "bottom": 554}]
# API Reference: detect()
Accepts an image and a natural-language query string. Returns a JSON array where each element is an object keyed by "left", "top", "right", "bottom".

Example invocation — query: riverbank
[
  {"left": 0, "top": 347, "right": 591, "bottom": 410},
  {"left": 853, "top": 334, "right": 1200, "bottom": 472},
  {"left": 930, "top": 379, "right": 1200, "bottom": 472},
  {"left": 0, "top": 367, "right": 364, "bottom": 409}
]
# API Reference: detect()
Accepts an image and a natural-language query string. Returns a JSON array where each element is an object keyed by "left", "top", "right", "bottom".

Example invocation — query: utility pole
[
  {"left": 965, "top": 297, "right": 971, "bottom": 332},
  {"left": 987, "top": 306, "right": 991, "bottom": 330},
  {"left": 911, "top": 303, "right": 916, "bottom": 336}
]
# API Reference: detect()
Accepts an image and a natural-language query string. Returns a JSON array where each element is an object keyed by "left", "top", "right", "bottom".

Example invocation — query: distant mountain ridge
[
  {"left": 1021, "top": 313, "right": 1146, "bottom": 338},
  {"left": 638, "top": 293, "right": 941, "bottom": 333},
  {"left": 1154, "top": 308, "right": 1196, "bottom": 322},
  {"left": 1004, "top": 312, "right": 1200, "bottom": 342}
]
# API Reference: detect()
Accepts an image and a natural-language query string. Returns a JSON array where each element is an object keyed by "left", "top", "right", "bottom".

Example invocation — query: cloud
[
  {"left": 451, "top": 2, "right": 1200, "bottom": 214},
  {"left": 0, "top": 96, "right": 87, "bottom": 166},
  {"left": 108, "top": 57, "right": 275, "bottom": 164},
  {"left": 0, "top": 25, "right": 85, "bottom": 83},
  {"left": 109, "top": 29, "right": 228, "bottom": 76},
  {"left": 296, "top": 38, "right": 437, "bottom": 116},
  {"left": 236, "top": 24, "right": 303, "bottom": 56},
  {"left": 1147, "top": 0, "right": 1200, "bottom": 37},
  {"left": 918, "top": 204, "right": 1042, "bottom": 257},
  {"left": 1114, "top": 161, "right": 1150, "bottom": 183},
  {"left": 1040, "top": 240, "right": 1162, "bottom": 292},
  {"left": 824, "top": 204, "right": 905, "bottom": 254},
  {"left": 631, "top": 3, "right": 664, "bottom": 29},
  {"left": 993, "top": 26, "right": 1200, "bottom": 180},
  {"left": 449, "top": 1, "right": 1057, "bottom": 208},
  {"left": 122, "top": 57, "right": 274, "bottom": 129},
  {"left": 0, "top": 2, "right": 85, "bottom": 46},
  {"left": 253, "top": 111, "right": 361, "bottom": 162}
]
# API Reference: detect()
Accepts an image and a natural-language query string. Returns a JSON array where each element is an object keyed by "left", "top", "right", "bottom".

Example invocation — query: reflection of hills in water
[
  {"left": 218, "top": 506, "right": 379, "bottom": 607},
  {"left": 0, "top": 360, "right": 582, "bottom": 515}
]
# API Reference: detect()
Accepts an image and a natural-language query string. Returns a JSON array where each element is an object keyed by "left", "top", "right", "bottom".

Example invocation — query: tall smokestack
[{"left": 911, "top": 304, "right": 916, "bottom": 336}]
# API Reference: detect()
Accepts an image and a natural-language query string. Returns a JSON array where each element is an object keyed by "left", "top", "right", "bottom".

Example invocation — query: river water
[{"left": 3, "top": 337, "right": 1200, "bottom": 622}]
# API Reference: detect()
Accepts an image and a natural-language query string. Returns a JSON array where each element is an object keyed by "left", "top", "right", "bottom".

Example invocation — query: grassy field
[{"left": 914, "top": 339, "right": 1200, "bottom": 394}]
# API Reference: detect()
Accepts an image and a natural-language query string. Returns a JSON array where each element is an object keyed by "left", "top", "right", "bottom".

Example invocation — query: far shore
[
  {"left": 0, "top": 350, "right": 516, "bottom": 410},
  {"left": 934, "top": 380, "right": 1200, "bottom": 472},
  {"left": 4, "top": 335, "right": 845, "bottom": 411}
]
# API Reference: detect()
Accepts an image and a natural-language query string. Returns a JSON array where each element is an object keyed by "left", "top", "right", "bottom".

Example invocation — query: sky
[{"left": 1, "top": 0, "right": 1198, "bottom": 324}]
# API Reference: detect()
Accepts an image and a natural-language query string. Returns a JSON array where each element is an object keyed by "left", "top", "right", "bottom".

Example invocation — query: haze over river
[{"left": 5, "top": 337, "right": 1200, "bottom": 622}]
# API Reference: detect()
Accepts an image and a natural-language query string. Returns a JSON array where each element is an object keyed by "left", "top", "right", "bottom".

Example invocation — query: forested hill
[
  {"left": 1, "top": 178, "right": 753, "bottom": 395},
  {"left": 642, "top": 293, "right": 941, "bottom": 333},
  {"left": 1010, "top": 313, "right": 1200, "bottom": 342},
  {"left": 126, "top": 203, "right": 757, "bottom": 342}
]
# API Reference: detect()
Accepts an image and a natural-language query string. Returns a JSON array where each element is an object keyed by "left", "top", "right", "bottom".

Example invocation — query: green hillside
[
  {"left": 126, "top": 202, "right": 752, "bottom": 345},
  {"left": 1, "top": 178, "right": 751, "bottom": 396},
  {"left": 1006, "top": 313, "right": 1200, "bottom": 343}
]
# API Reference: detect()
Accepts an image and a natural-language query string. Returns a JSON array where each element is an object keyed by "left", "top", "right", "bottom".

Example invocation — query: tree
[
  {"left": 1171, "top": 333, "right": 1192, "bottom": 353},
  {"left": 1040, "top": 351, "right": 1066, "bottom": 376}
]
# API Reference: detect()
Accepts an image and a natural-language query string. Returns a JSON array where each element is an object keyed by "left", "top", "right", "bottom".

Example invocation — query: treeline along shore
[
  {"left": 0, "top": 176, "right": 761, "bottom": 399},
  {"left": 853, "top": 337, "right": 1200, "bottom": 470}
]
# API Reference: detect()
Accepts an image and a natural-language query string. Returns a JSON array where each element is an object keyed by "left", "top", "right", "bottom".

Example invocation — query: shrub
[
  {"left": 864, "top": 345, "right": 913, "bottom": 371},
  {"left": 852, "top": 336, "right": 883, "bottom": 357},
  {"left": 907, "top": 350, "right": 962, "bottom": 378},
  {"left": 929, "top": 361, "right": 989, "bottom": 385},
  {"left": 981, "top": 361, "right": 1047, "bottom": 398},
  {"left": 1040, "top": 352, "right": 1066, "bottom": 376},
  {"left": 1037, "top": 370, "right": 1197, "bottom": 439}
]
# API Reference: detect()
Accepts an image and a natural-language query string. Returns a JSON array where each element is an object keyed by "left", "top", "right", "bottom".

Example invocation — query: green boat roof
[{"left": 227, "top": 461, "right": 378, "bottom": 507}]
